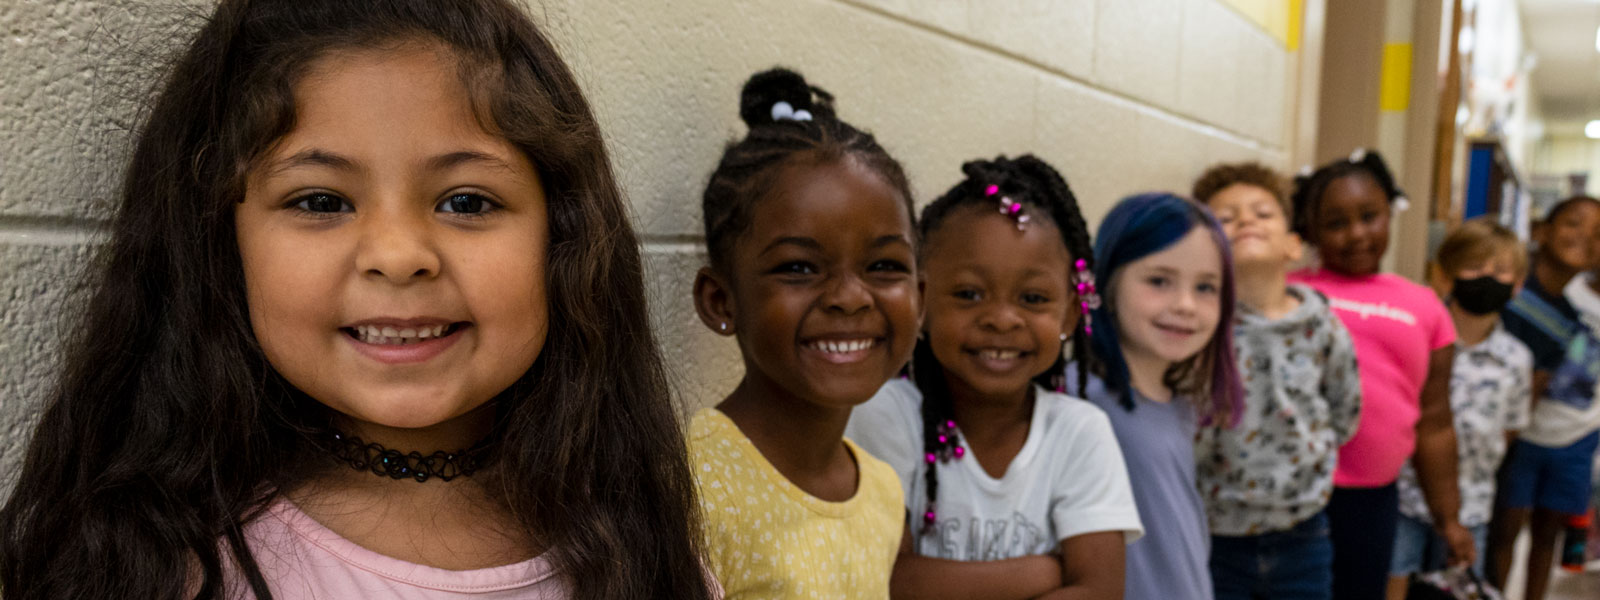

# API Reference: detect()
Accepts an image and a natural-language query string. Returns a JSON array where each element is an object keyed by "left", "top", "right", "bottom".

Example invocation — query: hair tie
[
  {"left": 1348, "top": 147, "right": 1368, "bottom": 163},
  {"left": 922, "top": 418, "right": 964, "bottom": 531},
  {"left": 985, "top": 183, "right": 1031, "bottom": 231},
  {"left": 770, "top": 101, "right": 812, "bottom": 122},
  {"left": 1073, "top": 258, "right": 1101, "bottom": 336},
  {"left": 1393, "top": 195, "right": 1411, "bottom": 213}
]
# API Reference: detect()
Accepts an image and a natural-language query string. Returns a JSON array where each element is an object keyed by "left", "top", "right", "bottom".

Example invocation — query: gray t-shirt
[{"left": 1084, "top": 374, "right": 1213, "bottom": 600}]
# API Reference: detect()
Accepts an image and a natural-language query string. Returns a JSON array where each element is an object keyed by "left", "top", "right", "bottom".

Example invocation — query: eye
[
  {"left": 770, "top": 261, "right": 818, "bottom": 276},
  {"left": 1145, "top": 275, "right": 1170, "bottom": 288},
  {"left": 1022, "top": 292, "right": 1051, "bottom": 304},
  {"left": 1323, "top": 218, "right": 1348, "bottom": 231},
  {"left": 1215, "top": 212, "right": 1235, "bottom": 224},
  {"left": 1197, "top": 281, "right": 1220, "bottom": 295},
  {"left": 953, "top": 288, "right": 981, "bottom": 301},
  {"left": 437, "top": 193, "right": 497, "bottom": 215},
  {"left": 868, "top": 259, "right": 910, "bottom": 273},
  {"left": 1361, "top": 211, "right": 1379, "bottom": 223},
  {"left": 292, "top": 192, "right": 352, "bottom": 214}
]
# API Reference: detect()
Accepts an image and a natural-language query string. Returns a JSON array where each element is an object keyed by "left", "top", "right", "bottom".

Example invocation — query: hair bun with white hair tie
[
  {"left": 769, "top": 101, "right": 812, "bottom": 122},
  {"left": 739, "top": 67, "right": 834, "bottom": 128}
]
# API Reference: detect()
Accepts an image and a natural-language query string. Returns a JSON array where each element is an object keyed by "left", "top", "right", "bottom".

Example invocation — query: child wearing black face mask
[{"left": 1387, "top": 218, "right": 1533, "bottom": 594}]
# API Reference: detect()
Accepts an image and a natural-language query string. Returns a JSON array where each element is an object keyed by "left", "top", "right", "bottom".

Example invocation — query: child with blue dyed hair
[{"left": 1080, "top": 193, "right": 1246, "bottom": 600}]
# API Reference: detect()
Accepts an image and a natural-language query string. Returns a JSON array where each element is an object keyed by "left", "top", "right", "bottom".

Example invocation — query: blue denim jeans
[
  {"left": 1210, "top": 510, "right": 1333, "bottom": 600},
  {"left": 1389, "top": 513, "right": 1489, "bottom": 575}
]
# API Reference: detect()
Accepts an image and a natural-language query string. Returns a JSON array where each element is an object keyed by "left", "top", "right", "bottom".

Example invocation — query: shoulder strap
[{"left": 1507, "top": 290, "right": 1578, "bottom": 344}]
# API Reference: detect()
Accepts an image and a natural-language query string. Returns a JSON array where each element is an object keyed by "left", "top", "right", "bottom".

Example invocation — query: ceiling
[{"left": 1521, "top": 0, "right": 1600, "bottom": 130}]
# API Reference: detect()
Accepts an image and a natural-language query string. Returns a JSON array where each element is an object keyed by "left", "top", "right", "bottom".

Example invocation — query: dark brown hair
[
  {"left": 0, "top": 1, "right": 710, "bottom": 599},
  {"left": 1192, "top": 162, "right": 1292, "bottom": 221}
]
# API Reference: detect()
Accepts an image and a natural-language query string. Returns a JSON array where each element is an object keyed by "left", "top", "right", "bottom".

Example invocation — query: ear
[
  {"left": 1061, "top": 313, "right": 1081, "bottom": 344},
  {"left": 693, "top": 266, "right": 738, "bottom": 337},
  {"left": 1427, "top": 263, "right": 1453, "bottom": 298},
  {"left": 1062, "top": 285, "right": 1083, "bottom": 341},
  {"left": 1284, "top": 231, "right": 1305, "bottom": 264}
]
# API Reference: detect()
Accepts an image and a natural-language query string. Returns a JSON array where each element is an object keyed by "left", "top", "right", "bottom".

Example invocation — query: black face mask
[{"left": 1451, "top": 276, "right": 1514, "bottom": 315}]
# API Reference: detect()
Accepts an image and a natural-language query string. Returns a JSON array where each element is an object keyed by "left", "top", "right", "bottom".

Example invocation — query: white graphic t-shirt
[{"left": 845, "top": 379, "right": 1144, "bottom": 560}]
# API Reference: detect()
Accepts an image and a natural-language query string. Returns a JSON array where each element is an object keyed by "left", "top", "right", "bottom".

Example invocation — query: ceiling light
[
  {"left": 1586, "top": 120, "right": 1600, "bottom": 139},
  {"left": 1595, "top": 25, "right": 1600, "bottom": 53}
]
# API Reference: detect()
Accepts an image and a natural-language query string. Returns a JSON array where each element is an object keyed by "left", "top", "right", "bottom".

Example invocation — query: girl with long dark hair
[{"left": 0, "top": 2, "right": 712, "bottom": 598}]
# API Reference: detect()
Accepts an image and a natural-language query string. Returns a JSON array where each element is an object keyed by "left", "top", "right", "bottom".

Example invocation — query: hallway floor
[{"left": 1500, "top": 530, "right": 1600, "bottom": 599}]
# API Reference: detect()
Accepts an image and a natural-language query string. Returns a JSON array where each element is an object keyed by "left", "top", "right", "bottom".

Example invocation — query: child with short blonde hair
[{"left": 1388, "top": 218, "right": 1532, "bottom": 597}]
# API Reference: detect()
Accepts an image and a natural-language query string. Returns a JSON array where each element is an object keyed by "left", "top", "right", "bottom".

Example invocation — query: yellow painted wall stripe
[
  {"left": 1217, "top": 0, "right": 1297, "bottom": 49},
  {"left": 1287, "top": 0, "right": 1301, "bottom": 51},
  {"left": 1379, "top": 42, "right": 1413, "bottom": 111}
]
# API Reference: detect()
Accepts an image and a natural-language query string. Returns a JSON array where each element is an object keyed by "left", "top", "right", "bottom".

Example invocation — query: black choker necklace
[{"left": 328, "top": 432, "right": 491, "bottom": 483}]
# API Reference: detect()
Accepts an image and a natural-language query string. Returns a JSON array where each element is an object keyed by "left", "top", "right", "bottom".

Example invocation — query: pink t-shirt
[
  {"left": 1289, "top": 269, "right": 1456, "bottom": 487},
  {"left": 230, "top": 500, "right": 567, "bottom": 599}
]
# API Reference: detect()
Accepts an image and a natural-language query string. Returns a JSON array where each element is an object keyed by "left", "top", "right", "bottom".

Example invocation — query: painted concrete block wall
[{"left": 0, "top": 0, "right": 1297, "bottom": 492}]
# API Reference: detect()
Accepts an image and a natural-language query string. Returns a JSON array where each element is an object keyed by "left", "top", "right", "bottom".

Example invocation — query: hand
[{"left": 1438, "top": 521, "right": 1478, "bottom": 567}]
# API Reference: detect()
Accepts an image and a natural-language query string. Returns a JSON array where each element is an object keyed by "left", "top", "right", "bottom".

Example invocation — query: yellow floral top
[{"left": 690, "top": 408, "right": 904, "bottom": 600}]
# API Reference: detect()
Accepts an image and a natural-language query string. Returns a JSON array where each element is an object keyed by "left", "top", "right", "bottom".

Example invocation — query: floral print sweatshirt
[{"left": 1196, "top": 284, "right": 1362, "bottom": 536}]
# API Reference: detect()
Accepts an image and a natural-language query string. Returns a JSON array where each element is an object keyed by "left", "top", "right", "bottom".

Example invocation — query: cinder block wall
[{"left": 0, "top": 0, "right": 1296, "bottom": 493}]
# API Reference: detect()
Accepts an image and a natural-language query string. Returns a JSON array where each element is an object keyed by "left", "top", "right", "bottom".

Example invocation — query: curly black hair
[
  {"left": 701, "top": 67, "right": 914, "bottom": 272},
  {"left": 1290, "top": 149, "right": 1404, "bottom": 241},
  {"left": 700, "top": 66, "right": 915, "bottom": 272}
]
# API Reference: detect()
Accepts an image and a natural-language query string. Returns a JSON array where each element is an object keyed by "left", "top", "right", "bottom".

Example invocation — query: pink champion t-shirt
[
  {"left": 230, "top": 500, "right": 568, "bottom": 599},
  {"left": 1289, "top": 269, "right": 1455, "bottom": 487}
]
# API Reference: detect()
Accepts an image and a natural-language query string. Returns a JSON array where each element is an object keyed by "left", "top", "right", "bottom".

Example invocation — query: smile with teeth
[
  {"left": 805, "top": 339, "right": 878, "bottom": 354},
  {"left": 347, "top": 323, "right": 462, "bottom": 346},
  {"left": 974, "top": 349, "right": 1023, "bottom": 360}
]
